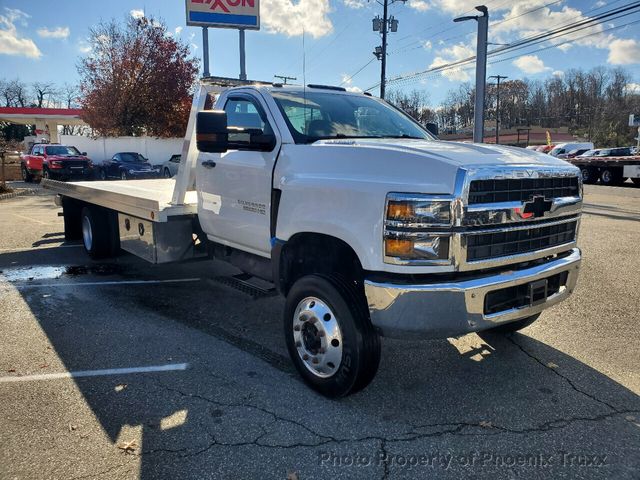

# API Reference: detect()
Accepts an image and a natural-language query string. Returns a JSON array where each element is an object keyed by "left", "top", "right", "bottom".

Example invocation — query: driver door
[{"left": 197, "top": 93, "right": 280, "bottom": 257}]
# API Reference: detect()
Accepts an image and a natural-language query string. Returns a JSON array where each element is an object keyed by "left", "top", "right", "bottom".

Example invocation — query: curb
[{"left": 0, "top": 188, "right": 39, "bottom": 201}]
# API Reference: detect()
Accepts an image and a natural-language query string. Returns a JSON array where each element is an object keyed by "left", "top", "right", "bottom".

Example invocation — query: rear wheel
[
  {"left": 600, "top": 167, "right": 624, "bottom": 186},
  {"left": 488, "top": 313, "right": 541, "bottom": 334},
  {"left": 284, "top": 274, "right": 381, "bottom": 398},
  {"left": 163, "top": 168, "right": 172, "bottom": 178},
  {"left": 99, "top": 168, "right": 107, "bottom": 180},
  {"left": 21, "top": 164, "right": 33, "bottom": 183},
  {"left": 80, "top": 206, "right": 112, "bottom": 259},
  {"left": 580, "top": 167, "right": 598, "bottom": 185}
]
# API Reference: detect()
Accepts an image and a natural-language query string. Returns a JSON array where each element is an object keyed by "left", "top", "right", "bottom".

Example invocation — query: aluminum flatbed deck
[{"left": 42, "top": 178, "right": 198, "bottom": 222}]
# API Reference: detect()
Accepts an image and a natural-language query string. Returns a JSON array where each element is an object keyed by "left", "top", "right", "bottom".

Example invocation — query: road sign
[{"left": 186, "top": 0, "right": 260, "bottom": 30}]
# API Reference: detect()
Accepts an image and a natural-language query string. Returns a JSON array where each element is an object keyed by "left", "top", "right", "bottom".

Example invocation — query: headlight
[
  {"left": 386, "top": 197, "right": 451, "bottom": 226},
  {"left": 384, "top": 194, "right": 453, "bottom": 264}
]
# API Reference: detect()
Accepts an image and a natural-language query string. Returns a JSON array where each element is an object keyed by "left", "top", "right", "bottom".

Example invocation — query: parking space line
[
  {"left": 11, "top": 213, "right": 51, "bottom": 225},
  {"left": 7, "top": 278, "right": 201, "bottom": 289},
  {"left": 0, "top": 244, "right": 83, "bottom": 253},
  {"left": 0, "top": 363, "right": 189, "bottom": 383}
]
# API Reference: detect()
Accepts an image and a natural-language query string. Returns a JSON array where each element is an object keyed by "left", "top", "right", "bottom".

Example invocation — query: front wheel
[
  {"left": 42, "top": 167, "right": 52, "bottom": 180},
  {"left": 21, "top": 164, "right": 33, "bottom": 183},
  {"left": 284, "top": 274, "right": 381, "bottom": 398},
  {"left": 121, "top": 170, "right": 128, "bottom": 180}
]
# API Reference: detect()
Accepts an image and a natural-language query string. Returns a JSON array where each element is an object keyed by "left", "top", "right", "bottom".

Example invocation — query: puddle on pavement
[{"left": 0, "top": 264, "right": 124, "bottom": 282}]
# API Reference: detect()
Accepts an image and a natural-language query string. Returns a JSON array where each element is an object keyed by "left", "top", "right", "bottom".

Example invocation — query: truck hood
[{"left": 314, "top": 138, "right": 573, "bottom": 168}]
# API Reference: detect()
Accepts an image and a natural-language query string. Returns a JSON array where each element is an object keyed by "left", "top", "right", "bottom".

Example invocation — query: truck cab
[{"left": 47, "top": 81, "right": 583, "bottom": 397}]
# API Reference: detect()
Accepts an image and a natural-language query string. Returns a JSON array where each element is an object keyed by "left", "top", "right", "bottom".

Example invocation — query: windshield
[
  {"left": 45, "top": 146, "right": 81, "bottom": 156},
  {"left": 271, "top": 91, "right": 432, "bottom": 144},
  {"left": 120, "top": 153, "right": 146, "bottom": 162}
]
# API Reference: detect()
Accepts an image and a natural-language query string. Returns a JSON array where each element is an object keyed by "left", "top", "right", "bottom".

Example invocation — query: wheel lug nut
[
  {"left": 302, "top": 354, "right": 309, "bottom": 360},
  {"left": 299, "top": 314, "right": 308, "bottom": 322}
]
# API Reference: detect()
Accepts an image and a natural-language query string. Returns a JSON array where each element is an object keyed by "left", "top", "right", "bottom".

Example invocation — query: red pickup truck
[{"left": 20, "top": 144, "right": 94, "bottom": 182}]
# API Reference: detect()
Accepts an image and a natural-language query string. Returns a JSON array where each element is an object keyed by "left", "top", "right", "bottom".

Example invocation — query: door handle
[{"left": 202, "top": 160, "right": 217, "bottom": 169}]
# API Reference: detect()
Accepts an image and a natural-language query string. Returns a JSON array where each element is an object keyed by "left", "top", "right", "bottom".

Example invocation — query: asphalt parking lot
[{"left": 0, "top": 184, "right": 639, "bottom": 479}]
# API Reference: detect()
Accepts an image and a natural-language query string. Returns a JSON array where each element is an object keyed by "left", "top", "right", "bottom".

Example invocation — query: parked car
[
  {"left": 557, "top": 148, "right": 590, "bottom": 159},
  {"left": 592, "top": 147, "right": 632, "bottom": 157},
  {"left": 161, "top": 154, "right": 181, "bottom": 178},
  {"left": 20, "top": 144, "right": 93, "bottom": 182},
  {"left": 98, "top": 152, "right": 158, "bottom": 180},
  {"left": 549, "top": 142, "right": 594, "bottom": 158}
]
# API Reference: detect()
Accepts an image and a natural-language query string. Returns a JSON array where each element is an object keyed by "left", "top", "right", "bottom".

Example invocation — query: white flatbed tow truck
[{"left": 43, "top": 77, "right": 583, "bottom": 397}]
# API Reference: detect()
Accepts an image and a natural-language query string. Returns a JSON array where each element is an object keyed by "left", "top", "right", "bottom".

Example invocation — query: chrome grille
[
  {"left": 466, "top": 219, "right": 577, "bottom": 262},
  {"left": 468, "top": 176, "right": 580, "bottom": 204}
]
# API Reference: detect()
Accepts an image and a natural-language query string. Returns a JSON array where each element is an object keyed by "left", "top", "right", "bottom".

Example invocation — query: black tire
[
  {"left": 487, "top": 313, "right": 541, "bottom": 334},
  {"left": 284, "top": 274, "right": 381, "bottom": 398},
  {"left": 42, "top": 167, "right": 52, "bottom": 180},
  {"left": 80, "top": 206, "right": 112, "bottom": 259},
  {"left": 163, "top": 168, "right": 172, "bottom": 178},
  {"left": 21, "top": 164, "right": 33, "bottom": 183},
  {"left": 99, "top": 168, "right": 107, "bottom": 181},
  {"left": 120, "top": 170, "right": 128, "bottom": 180},
  {"left": 632, "top": 178, "right": 640, "bottom": 186},
  {"left": 580, "top": 167, "right": 598, "bottom": 185},
  {"left": 600, "top": 167, "right": 623, "bottom": 186}
]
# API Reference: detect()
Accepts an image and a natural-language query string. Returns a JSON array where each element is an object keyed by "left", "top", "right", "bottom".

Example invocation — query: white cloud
[
  {"left": 595, "top": 1, "right": 606, "bottom": 7},
  {"left": 341, "top": 73, "right": 353, "bottom": 85},
  {"left": 0, "top": 8, "right": 41, "bottom": 59},
  {"left": 429, "top": 42, "right": 474, "bottom": 81},
  {"left": 408, "top": 0, "right": 430, "bottom": 12},
  {"left": 343, "top": 0, "right": 365, "bottom": 9},
  {"left": 422, "top": 40, "right": 432, "bottom": 50},
  {"left": 261, "top": 0, "right": 333, "bottom": 38},
  {"left": 37, "top": 26, "right": 70, "bottom": 39},
  {"left": 552, "top": 70, "right": 565, "bottom": 78},
  {"left": 624, "top": 83, "right": 640, "bottom": 94},
  {"left": 608, "top": 38, "right": 640, "bottom": 65},
  {"left": 78, "top": 39, "right": 92, "bottom": 54},
  {"left": 130, "top": 9, "right": 145, "bottom": 19},
  {"left": 513, "top": 55, "right": 551, "bottom": 74}
]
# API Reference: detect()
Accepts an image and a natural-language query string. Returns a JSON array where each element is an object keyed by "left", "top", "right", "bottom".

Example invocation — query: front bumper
[
  {"left": 50, "top": 166, "right": 94, "bottom": 178},
  {"left": 364, "top": 248, "right": 581, "bottom": 339},
  {"left": 127, "top": 170, "right": 158, "bottom": 179}
]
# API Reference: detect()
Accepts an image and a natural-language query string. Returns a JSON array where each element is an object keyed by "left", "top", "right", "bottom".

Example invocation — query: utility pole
[
  {"left": 489, "top": 74, "right": 507, "bottom": 144},
  {"left": 372, "top": 0, "right": 405, "bottom": 99},
  {"left": 239, "top": 29, "right": 247, "bottom": 81},
  {"left": 454, "top": 6, "right": 489, "bottom": 143},
  {"left": 274, "top": 75, "right": 297, "bottom": 85},
  {"left": 202, "top": 27, "right": 210, "bottom": 77}
]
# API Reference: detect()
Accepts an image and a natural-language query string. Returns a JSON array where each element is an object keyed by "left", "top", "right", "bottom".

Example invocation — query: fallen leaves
[
  {"left": 479, "top": 421, "right": 493, "bottom": 428},
  {"left": 115, "top": 384, "right": 127, "bottom": 392},
  {"left": 546, "top": 362, "right": 559, "bottom": 369}
]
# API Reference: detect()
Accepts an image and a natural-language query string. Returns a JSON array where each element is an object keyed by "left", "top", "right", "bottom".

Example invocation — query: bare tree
[{"left": 32, "top": 82, "right": 58, "bottom": 108}]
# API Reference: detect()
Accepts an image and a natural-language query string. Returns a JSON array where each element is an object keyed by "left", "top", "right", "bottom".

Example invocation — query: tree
[
  {"left": 386, "top": 90, "right": 435, "bottom": 127},
  {"left": 78, "top": 16, "right": 199, "bottom": 137},
  {"left": 32, "top": 82, "right": 58, "bottom": 108}
]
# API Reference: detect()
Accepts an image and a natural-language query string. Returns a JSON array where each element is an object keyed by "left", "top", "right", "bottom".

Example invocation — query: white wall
[{"left": 58, "top": 135, "right": 182, "bottom": 165}]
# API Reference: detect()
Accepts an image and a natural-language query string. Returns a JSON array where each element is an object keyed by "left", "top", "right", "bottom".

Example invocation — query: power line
[{"left": 369, "top": 3, "right": 640, "bottom": 90}]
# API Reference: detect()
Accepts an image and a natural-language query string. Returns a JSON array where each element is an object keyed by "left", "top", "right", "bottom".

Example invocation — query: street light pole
[
  {"left": 489, "top": 74, "right": 507, "bottom": 144},
  {"left": 380, "top": 0, "right": 388, "bottom": 99},
  {"left": 454, "top": 6, "right": 489, "bottom": 143}
]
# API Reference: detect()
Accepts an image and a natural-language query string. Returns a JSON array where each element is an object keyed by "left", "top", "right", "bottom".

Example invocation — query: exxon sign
[{"left": 186, "top": 0, "right": 260, "bottom": 30}]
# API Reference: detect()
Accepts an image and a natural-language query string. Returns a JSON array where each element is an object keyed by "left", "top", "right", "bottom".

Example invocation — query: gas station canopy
[{"left": 0, "top": 107, "right": 86, "bottom": 143}]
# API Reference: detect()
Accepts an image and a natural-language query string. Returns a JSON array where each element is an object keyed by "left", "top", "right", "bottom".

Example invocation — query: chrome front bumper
[{"left": 364, "top": 248, "right": 581, "bottom": 339}]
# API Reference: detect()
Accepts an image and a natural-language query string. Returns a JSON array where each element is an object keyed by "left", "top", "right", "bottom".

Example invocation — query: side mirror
[
  {"left": 228, "top": 127, "right": 276, "bottom": 152},
  {"left": 81, "top": 152, "right": 87, "bottom": 156},
  {"left": 197, "top": 111, "right": 228, "bottom": 153},
  {"left": 426, "top": 122, "right": 439, "bottom": 137}
]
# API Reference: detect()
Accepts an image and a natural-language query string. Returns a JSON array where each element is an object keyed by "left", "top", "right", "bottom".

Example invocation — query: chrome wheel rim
[
  {"left": 581, "top": 169, "right": 589, "bottom": 182},
  {"left": 82, "top": 215, "right": 93, "bottom": 252},
  {"left": 293, "top": 297, "right": 343, "bottom": 378},
  {"left": 121, "top": 172, "right": 127, "bottom": 180},
  {"left": 22, "top": 166, "right": 27, "bottom": 180},
  {"left": 602, "top": 170, "right": 611, "bottom": 183}
]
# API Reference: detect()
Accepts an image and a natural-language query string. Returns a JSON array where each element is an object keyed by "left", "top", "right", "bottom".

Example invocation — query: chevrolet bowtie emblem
[{"left": 518, "top": 195, "right": 553, "bottom": 219}]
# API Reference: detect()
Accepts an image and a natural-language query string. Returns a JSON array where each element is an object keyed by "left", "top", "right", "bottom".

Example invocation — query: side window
[{"left": 224, "top": 97, "right": 272, "bottom": 134}]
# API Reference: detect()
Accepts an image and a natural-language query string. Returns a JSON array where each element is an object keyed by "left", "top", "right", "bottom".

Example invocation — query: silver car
[{"left": 161, "top": 154, "right": 181, "bottom": 178}]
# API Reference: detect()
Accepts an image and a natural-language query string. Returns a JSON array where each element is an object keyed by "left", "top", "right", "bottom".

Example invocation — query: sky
[{"left": 0, "top": 0, "right": 639, "bottom": 105}]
